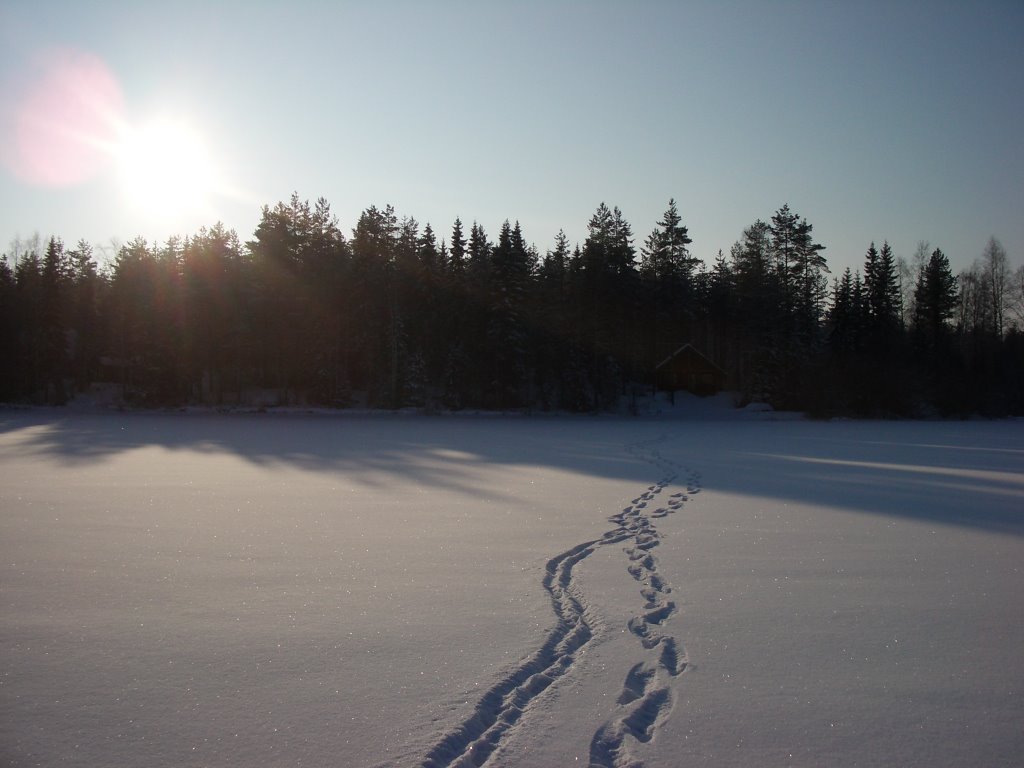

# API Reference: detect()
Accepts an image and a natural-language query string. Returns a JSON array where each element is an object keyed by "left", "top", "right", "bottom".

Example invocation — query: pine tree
[
  {"left": 769, "top": 204, "right": 801, "bottom": 284},
  {"left": 247, "top": 195, "right": 350, "bottom": 403},
  {"left": 640, "top": 199, "right": 695, "bottom": 284},
  {"left": 248, "top": 198, "right": 304, "bottom": 398},
  {"left": 731, "top": 219, "right": 782, "bottom": 400},
  {"left": 580, "top": 203, "right": 638, "bottom": 405},
  {"left": 108, "top": 237, "right": 170, "bottom": 401},
  {"left": 182, "top": 224, "right": 251, "bottom": 404},
  {"left": 640, "top": 199, "right": 696, "bottom": 372},
  {"left": 768, "top": 204, "right": 827, "bottom": 346},
  {"left": 731, "top": 220, "right": 774, "bottom": 293},
  {"left": 790, "top": 219, "right": 828, "bottom": 343}
]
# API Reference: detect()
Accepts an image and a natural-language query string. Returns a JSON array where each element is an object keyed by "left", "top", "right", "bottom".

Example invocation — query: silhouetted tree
[
  {"left": 4, "top": 193, "right": 1020, "bottom": 417},
  {"left": 731, "top": 219, "right": 782, "bottom": 400},
  {"left": 913, "top": 249, "right": 958, "bottom": 342},
  {"left": 640, "top": 199, "right": 696, "bottom": 372},
  {"left": 349, "top": 204, "right": 397, "bottom": 405},
  {"left": 980, "top": 237, "right": 1010, "bottom": 337},
  {"left": 863, "top": 242, "right": 902, "bottom": 346},
  {"left": 182, "top": 224, "right": 249, "bottom": 404},
  {"left": 106, "top": 237, "right": 182, "bottom": 402}
]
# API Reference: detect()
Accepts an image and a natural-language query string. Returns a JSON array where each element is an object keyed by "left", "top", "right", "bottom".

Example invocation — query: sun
[{"left": 116, "top": 117, "right": 219, "bottom": 218}]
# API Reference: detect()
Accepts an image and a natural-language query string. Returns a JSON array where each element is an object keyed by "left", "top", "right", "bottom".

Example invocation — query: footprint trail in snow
[
  {"left": 420, "top": 436, "right": 699, "bottom": 768},
  {"left": 589, "top": 440, "right": 699, "bottom": 768}
]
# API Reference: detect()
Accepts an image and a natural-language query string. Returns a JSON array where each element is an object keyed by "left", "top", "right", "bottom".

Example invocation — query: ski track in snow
[{"left": 420, "top": 437, "right": 699, "bottom": 768}]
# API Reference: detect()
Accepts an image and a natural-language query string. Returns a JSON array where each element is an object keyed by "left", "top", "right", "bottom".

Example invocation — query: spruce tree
[
  {"left": 0, "top": 256, "right": 18, "bottom": 398},
  {"left": 863, "top": 240, "right": 902, "bottom": 346},
  {"left": 40, "top": 237, "right": 70, "bottom": 402},
  {"left": 828, "top": 268, "right": 855, "bottom": 357},
  {"left": 704, "top": 250, "right": 734, "bottom": 366},
  {"left": 913, "top": 248, "right": 958, "bottom": 341},
  {"left": 448, "top": 217, "right": 466, "bottom": 277},
  {"left": 349, "top": 205, "right": 398, "bottom": 403},
  {"left": 461, "top": 222, "right": 492, "bottom": 405},
  {"left": 440, "top": 218, "right": 469, "bottom": 408},
  {"left": 13, "top": 246, "right": 45, "bottom": 398},
  {"left": 488, "top": 220, "right": 533, "bottom": 407}
]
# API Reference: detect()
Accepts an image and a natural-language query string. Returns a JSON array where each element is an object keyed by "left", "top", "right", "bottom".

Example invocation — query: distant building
[{"left": 654, "top": 343, "right": 727, "bottom": 396}]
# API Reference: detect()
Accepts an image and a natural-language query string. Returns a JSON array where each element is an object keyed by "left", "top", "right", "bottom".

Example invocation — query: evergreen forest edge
[{"left": 2, "top": 195, "right": 1022, "bottom": 417}]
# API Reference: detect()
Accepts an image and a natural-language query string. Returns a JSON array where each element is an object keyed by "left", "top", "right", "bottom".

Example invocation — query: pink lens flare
[{"left": 2, "top": 47, "right": 126, "bottom": 187}]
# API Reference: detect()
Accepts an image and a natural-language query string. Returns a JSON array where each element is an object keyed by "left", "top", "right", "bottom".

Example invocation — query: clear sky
[{"left": 1, "top": 1, "right": 1021, "bottom": 277}]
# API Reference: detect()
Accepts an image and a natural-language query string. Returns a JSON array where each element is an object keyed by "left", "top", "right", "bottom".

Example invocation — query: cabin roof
[{"left": 654, "top": 343, "right": 727, "bottom": 374}]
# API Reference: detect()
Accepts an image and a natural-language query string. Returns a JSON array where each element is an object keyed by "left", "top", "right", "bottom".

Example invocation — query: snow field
[
  {"left": 1, "top": 410, "right": 1022, "bottom": 767},
  {"left": 659, "top": 422, "right": 1024, "bottom": 767}
]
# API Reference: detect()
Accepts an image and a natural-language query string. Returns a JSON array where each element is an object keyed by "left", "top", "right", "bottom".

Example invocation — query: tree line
[{"left": 2, "top": 195, "right": 1022, "bottom": 416}]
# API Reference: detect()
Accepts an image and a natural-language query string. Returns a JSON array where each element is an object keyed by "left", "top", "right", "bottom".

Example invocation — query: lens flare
[{"left": 3, "top": 48, "right": 126, "bottom": 187}]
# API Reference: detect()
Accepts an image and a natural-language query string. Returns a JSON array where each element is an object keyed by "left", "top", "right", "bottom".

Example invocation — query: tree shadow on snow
[
  {"left": 688, "top": 421, "right": 1024, "bottom": 537},
  {"left": 1, "top": 410, "right": 1022, "bottom": 535},
  {"left": 0, "top": 409, "right": 664, "bottom": 500}
]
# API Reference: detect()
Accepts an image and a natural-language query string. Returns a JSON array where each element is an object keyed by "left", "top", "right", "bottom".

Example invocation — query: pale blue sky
[{"left": 1, "top": 1, "right": 1021, "bottom": 277}]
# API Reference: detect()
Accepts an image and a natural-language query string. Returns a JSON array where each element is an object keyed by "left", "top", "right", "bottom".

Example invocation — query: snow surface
[{"left": 1, "top": 400, "right": 1022, "bottom": 767}]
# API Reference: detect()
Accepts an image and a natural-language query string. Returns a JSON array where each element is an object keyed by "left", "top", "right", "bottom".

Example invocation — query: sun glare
[{"left": 116, "top": 117, "right": 219, "bottom": 217}]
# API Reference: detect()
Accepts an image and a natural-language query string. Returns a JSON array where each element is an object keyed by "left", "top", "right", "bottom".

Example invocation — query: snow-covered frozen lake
[{"left": 2, "top": 405, "right": 1022, "bottom": 767}]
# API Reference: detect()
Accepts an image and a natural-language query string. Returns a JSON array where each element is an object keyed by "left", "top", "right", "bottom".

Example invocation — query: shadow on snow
[{"left": 1, "top": 408, "right": 1022, "bottom": 536}]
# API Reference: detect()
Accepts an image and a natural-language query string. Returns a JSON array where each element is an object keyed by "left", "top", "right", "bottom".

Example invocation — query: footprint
[
  {"left": 658, "top": 636, "right": 688, "bottom": 676},
  {"left": 642, "top": 601, "right": 676, "bottom": 626},
  {"left": 635, "top": 534, "right": 659, "bottom": 551},
  {"left": 627, "top": 552, "right": 655, "bottom": 570},
  {"left": 626, "top": 616, "right": 655, "bottom": 645},
  {"left": 617, "top": 662, "right": 655, "bottom": 705},
  {"left": 623, "top": 687, "right": 673, "bottom": 743}
]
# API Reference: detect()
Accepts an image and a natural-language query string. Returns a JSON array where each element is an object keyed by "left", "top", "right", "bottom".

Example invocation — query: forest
[{"left": 2, "top": 196, "right": 1022, "bottom": 416}]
